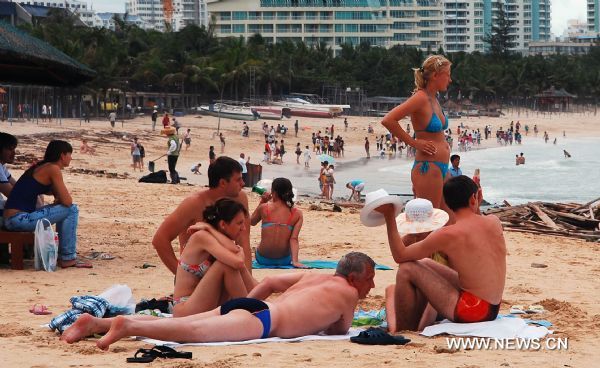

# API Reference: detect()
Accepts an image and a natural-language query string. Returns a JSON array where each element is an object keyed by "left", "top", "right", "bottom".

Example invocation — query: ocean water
[{"left": 263, "top": 137, "right": 600, "bottom": 205}]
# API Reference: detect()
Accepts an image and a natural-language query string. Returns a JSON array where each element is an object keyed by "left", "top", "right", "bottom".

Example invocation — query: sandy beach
[{"left": 0, "top": 111, "right": 599, "bottom": 367}]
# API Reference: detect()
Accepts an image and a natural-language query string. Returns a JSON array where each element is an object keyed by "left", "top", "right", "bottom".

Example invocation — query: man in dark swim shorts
[{"left": 61, "top": 252, "right": 376, "bottom": 349}]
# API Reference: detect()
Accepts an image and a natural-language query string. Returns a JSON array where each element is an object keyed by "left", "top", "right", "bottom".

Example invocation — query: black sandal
[
  {"left": 350, "top": 327, "right": 411, "bottom": 345},
  {"left": 126, "top": 345, "right": 192, "bottom": 363}
]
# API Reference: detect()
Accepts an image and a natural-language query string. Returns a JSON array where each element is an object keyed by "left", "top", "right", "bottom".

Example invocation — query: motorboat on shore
[
  {"left": 270, "top": 97, "right": 350, "bottom": 118},
  {"left": 250, "top": 106, "right": 290, "bottom": 120},
  {"left": 198, "top": 103, "right": 259, "bottom": 121}
]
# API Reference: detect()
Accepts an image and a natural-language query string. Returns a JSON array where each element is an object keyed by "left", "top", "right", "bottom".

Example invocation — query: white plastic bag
[
  {"left": 34, "top": 218, "right": 58, "bottom": 272},
  {"left": 98, "top": 284, "right": 136, "bottom": 315}
]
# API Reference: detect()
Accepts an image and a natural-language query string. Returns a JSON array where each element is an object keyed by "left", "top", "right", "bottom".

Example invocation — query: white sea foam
[{"left": 262, "top": 137, "right": 599, "bottom": 205}]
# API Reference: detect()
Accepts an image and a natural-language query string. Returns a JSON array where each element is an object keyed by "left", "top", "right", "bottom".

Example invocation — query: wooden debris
[{"left": 485, "top": 200, "right": 600, "bottom": 241}]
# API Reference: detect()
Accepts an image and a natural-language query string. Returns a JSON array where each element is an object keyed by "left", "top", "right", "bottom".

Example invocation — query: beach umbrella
[{"left": 317, "top": 154, "right": 335, "bottom": 164}]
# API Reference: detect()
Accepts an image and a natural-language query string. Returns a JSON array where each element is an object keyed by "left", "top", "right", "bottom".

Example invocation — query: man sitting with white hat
[{"left": 364, "top": 176, "right": 506, "bottom": 332}]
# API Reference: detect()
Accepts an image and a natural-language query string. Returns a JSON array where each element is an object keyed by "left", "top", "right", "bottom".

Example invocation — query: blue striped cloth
[
  {"left": 252, "top": 260, "right": 393, "bottom": 270},
  {"left": 49, "top": 295, "right": 110, "bottom": 334}
]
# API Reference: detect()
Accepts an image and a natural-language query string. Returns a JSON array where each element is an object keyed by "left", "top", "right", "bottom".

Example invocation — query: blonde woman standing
[{"left": 381, "top": 55, "right": 453, "bottom": 216}]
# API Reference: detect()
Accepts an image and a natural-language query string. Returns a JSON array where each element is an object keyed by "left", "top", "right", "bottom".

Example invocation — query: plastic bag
[
  {"left": 98, "top": 284, "right": 136, "bottom": 315},
  {"left": 34, "top": 218, "right": 58, "bottom": 272}
]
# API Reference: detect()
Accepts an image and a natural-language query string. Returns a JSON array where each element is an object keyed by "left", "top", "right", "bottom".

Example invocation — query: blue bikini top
[{"left": 416, "top": 94, "right": 449, "bottom": 133}]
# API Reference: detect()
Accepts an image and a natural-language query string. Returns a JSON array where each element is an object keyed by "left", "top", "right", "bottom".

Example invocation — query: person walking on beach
[
  {"left": 152, "top": 157, "right": 252, "bottom": 274},
  {"left": 534, "top": 125, "right": 539, "bottom": 136},
  {"left": 172, "top": 117, "right": 181, "bottom": 134},
  {"left": 303, "top": 145, "right": 311, "bottom": 168},
  {"left": 238, "top": 153, "right": 249, "bottom": 184},
  {"left": 151, "top": 109, "right": 158, "bottom": 131},
  {"left": 381, "top": 55, "right": 453, "bottom": 224},
  {"left": 364, "top": 137, "right": 370, "bottom": 158},
  {"left": 108, "top": 111, "right": 116, "bottom": 128},
  {"left": 60, "top": 252, "right": 375, "bottom": 349},
  {"left": 344, "top": 117, "right": 348, "bottom": 131},
  {"left": 544, "top": 131, "right": 549, "bottom": 143},
  {"left": 295, "top": 143, "right": 302, "bottom": 164},
  {"left": 209, "top": 146, "right": 216, "bottom": 165},
  {"left": 326, "top": 165, "right": 336, "bottom": 200},
  {"left": 294, "top": 119, "right": 299, "bottom": 137},
  {"left": 131, "top": 137, "right": 142, "bottom": 172},
  {"left": 378, "top": 176, "right": 506, "bottom": 332},
  {"left": 162, "top": 112, "right": 170, "bottom": 128},
  {"left": 183, "top": 129, "right": 191, "bottom": 150},
  {"left": 219, "top": 133, "right": 226, "bottom": 153}
]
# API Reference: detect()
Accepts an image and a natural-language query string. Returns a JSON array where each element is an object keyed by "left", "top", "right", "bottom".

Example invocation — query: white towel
[
  {"left": 137, "top": 328, "right": 361, "bottom": 347},
  {"left": 421, "top": 317, "right": 551, "bottom": 339}
]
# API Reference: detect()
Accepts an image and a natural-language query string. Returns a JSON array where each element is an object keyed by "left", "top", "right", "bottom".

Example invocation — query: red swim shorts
[{"left": 454, "top": 290, "right": 500, "bottom": 323}]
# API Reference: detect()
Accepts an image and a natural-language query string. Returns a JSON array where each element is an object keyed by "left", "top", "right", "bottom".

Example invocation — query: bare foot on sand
[
  {"left": 61, "top": 313, "right": 105, "bottom": 343},
  {"left": 96, "top": 316, "right": 128, "bottom": 351}
]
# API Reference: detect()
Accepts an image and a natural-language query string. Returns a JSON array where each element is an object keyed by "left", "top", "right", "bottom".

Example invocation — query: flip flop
[
  {"left": 98, "top": 253, "right": 115, "bottom": 260},
  {"left": 350, "top": 327, "right": 411, "bottom": 345},
  {"left": 29, "top": 304, "right": 52, "bottom": 315},
  {"left": 126, "top": 346, "right": 192, "bottom": 363}
]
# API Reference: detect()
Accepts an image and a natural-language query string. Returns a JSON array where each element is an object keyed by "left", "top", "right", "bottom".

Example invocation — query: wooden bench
[{"left": 0, "top": 231, "right": 35, "bottom": 270}]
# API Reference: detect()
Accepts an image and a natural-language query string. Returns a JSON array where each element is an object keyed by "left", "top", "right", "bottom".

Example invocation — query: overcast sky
[{"left": 88, "top": 0, "right": 588, "bottom": 37}]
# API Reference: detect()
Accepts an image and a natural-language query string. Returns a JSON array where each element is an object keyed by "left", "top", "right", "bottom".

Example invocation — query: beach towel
[
  {"left": 421, "top": 316, "right": 551, "bottom": 340},
  {"left": 137, "top": 328, "right": 362, "bottom": 347},
  {"left": 353, "top": 309, "right": 387, "bottom": 328},
  {"left": 252, "top": 260, "right": 393, "bottom": 270},
  {"left": 49, "top": 296, "right": 110, "bottom": 334}
]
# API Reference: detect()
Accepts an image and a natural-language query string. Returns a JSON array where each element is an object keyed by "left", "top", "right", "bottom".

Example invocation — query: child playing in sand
[{"left": 80, "top": 139, "right": 95, "bottom": 155}]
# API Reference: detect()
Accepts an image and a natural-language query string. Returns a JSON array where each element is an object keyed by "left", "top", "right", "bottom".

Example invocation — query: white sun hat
[
  {"left": 395, "top": 198, "right": 449, "bottom": 234},
  {"left": 360, "top": 189, "right": 406, "bottom": 227}
]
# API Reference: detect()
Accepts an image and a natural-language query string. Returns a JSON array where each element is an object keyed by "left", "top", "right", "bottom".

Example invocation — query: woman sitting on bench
[{"left": 3, "top": 140, "right": 91, "bottom": 268}]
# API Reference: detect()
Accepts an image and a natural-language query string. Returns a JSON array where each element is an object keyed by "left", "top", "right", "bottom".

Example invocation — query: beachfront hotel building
[
  {"left": 589, "top": 0, "right": 599, "bottom": 33},
  {"left": 443, "top": 0, "right": 551, "bottom": 53},
  {"left": 205, "top": 0, "right": 445, "bottom": 52},
  {"left": 125, "top": 0, "right": 209, "bottom": 31},
  {"left": 205, "top": 0, "right": 550, "bottom": 54}
]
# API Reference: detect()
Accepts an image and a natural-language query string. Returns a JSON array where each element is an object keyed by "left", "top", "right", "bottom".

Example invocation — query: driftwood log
[{"left": 485, "top": 200, "right": 600, "bottom": 241}]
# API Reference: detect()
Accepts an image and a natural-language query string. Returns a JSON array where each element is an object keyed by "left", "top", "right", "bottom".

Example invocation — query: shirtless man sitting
[
  {"left": 378, "top": 175, "right": 506, "bottom": 332},
  {"left": 60, "top": 252, "right": 375, "bottom": 349},
  {"left": 152, "top": 156, "right": 252, "bottom": 273}
]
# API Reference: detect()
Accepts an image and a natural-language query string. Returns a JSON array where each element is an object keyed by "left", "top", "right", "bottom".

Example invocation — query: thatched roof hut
[{"left": 0, "top": 21, "right": 95, "bottom": 86}]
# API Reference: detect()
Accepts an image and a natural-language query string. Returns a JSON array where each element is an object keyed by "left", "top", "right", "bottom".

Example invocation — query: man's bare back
[
  {"left": 268, "top": 274, "right": 359, "bottom": 338},
  {"left": 439, "top": 213, "right": 506, "bottom": 304}
]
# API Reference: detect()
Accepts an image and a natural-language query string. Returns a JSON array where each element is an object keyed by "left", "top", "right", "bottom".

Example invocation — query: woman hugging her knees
[{"left": 172, "top": 198, "right": 257, "bottom": 317}]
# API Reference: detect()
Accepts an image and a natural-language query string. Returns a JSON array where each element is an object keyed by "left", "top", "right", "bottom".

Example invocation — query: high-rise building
[
  {"left": 206, "top": 0, "right": 549, "bottom": 54},
  {"left": 16, "top": 0, "right": 95, "bottom": 25},
  {"left": 126, "top": 0, "right": 209, "bottom": 32},
  {"left": 206, "top": 0, "right": 445, "bottom": 53},
  {"left": 589, "top": 0, "right": 599, "bottom": 33},
  {"left": 443, "top": 0, "right": 551, "bottom": 53}
]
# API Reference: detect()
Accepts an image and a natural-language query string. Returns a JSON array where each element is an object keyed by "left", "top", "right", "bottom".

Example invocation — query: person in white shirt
[
  {"left": 238, "top": 153, "right": 249, "bottom": 185},
  {"left": 303, "top": 146, "right": 311, "bottom": 168}
]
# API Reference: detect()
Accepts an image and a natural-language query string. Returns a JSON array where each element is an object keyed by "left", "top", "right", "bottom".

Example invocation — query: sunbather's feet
[
  {"left": 97, "top": 315, "right": 128, "bottom": 351},
  {"left": 61, "top": 313, "right": 105, "bottom": 343}
]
